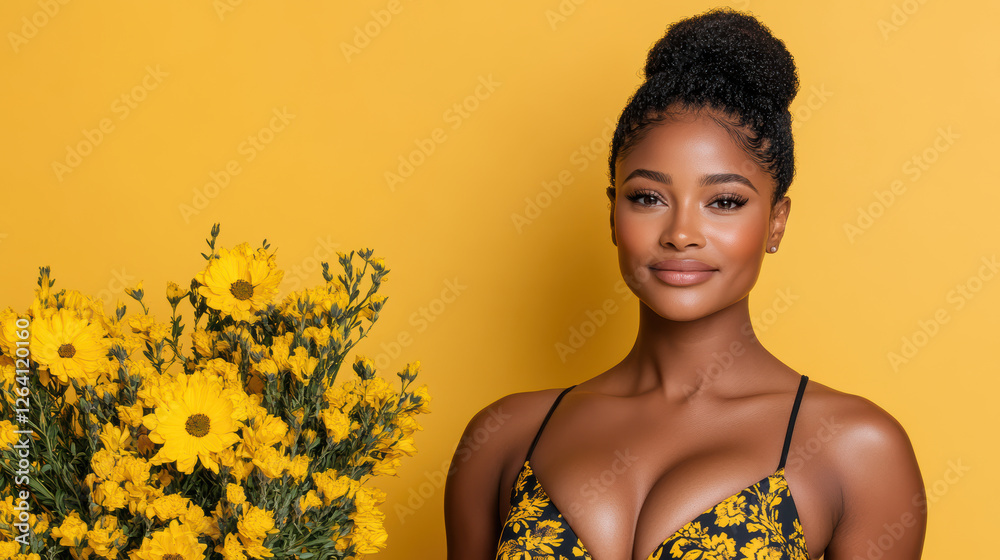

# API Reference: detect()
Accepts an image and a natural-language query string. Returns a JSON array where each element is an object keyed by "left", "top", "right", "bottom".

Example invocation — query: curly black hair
[{"left": 607, "top": 7, "right": 799, "bottom": 206}]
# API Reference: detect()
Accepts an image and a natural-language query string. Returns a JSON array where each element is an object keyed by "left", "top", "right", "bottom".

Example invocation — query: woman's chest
[{"left": 498, "top": 397, "right": 838, "bottom": 559}]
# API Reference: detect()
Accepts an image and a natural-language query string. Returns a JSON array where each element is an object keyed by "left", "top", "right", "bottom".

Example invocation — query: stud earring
[{"left": 769, "top": 246, "right": 777, "bottom": 253}]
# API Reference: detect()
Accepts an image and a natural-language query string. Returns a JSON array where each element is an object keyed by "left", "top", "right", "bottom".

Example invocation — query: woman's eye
[
  {"left": 708, "top": 194, "right": 749, "bottom": 211},
  {"left": 625, "top": 190, "right": 660, "bottom": 206},
  {"left": 626, "top": 191, "right": 749, "bottom": 211}
]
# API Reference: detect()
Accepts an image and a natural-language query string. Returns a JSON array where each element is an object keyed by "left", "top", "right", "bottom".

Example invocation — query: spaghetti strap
[
  {"left": 524, "top": 385, "right": 577, "bottom": 463},
  {"left": 777, "top": 374, "right": 809, "bottom": 470}
]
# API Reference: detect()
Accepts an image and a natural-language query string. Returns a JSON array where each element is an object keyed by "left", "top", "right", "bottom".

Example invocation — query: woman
[{"left": 445, "top": 8, "right": 926, "bottom": 560}]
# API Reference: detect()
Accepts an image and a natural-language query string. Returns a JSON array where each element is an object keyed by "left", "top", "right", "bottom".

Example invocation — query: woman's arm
[
  {"left": 444, "top": 395, "right": 517, "bottom": 560},
  {"left": 825, "top": 398, "right": 927, "bottom": 559}
]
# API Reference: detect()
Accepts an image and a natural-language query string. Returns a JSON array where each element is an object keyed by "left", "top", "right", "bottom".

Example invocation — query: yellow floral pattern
[{"left": 497, "top": 459, "right": 810, "bottom": 560}]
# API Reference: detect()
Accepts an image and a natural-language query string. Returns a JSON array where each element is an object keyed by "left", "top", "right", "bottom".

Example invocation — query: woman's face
[{"left": 611, "top": 108, "right": 790, "bottom": 322}]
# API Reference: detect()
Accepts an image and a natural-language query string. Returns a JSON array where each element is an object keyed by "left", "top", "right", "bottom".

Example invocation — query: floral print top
[{"left": 495, "top": 376, "right": 811, "bottom": 560}]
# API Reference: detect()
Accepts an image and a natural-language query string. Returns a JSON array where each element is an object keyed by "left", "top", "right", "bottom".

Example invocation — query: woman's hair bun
[
  {"left": 643, "top": 7, "right": 798, "bottom": 110},
  {"left": 608, "top": 7, "right": 801, "bottom": 201}
]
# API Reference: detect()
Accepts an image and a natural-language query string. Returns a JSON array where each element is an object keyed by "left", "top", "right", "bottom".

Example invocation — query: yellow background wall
[{"left": 1, "top": 0, "right": 995, "bottom": 557}]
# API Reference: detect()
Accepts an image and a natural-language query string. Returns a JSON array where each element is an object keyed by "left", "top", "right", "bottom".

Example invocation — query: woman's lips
[
  {"left": 651, "top": 259, "right": 715, "bottom": 271},
  {"left": 650, "top": 260, "right": 717, "bottom": 286},
  {"left": 651, "top": 269, "right": 716, "bottom": 286}
]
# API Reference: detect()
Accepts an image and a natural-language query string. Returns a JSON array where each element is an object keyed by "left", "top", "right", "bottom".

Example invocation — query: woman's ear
[
  {"left": 767, "top": 195, "right": 791, "bottom": 251},
  {"left": 607, "top": 186, "right": 617, "bottom": 247}
]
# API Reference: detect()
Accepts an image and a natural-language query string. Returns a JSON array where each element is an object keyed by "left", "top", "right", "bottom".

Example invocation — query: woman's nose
[{"left": 659, "top": 201, "right": 705, "bottom": 249}]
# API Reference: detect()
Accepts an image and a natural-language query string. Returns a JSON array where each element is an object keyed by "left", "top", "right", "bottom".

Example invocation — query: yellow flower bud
[
  {"left": 125, "top": 280, "right": 145, "bottom": 301},
  {"left": 166, "top": 281, "right": 189, "bottom": 305}
]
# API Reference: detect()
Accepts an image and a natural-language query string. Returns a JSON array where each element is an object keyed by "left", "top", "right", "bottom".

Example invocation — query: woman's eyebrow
[
  {"left": 700, "top": 172, "right": 757, "bottom": 193},
  {"left": 623, "top": 168, "right": 671, "bottom": 185},
  {"left": 622, "top": 169, "right": 757, "bottom": 194}
]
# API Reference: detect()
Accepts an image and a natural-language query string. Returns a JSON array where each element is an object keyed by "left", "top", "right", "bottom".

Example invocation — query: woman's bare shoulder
[
  {"left": 452, "top": 385, "right": 573, "bottom": 466},
  {"left": 796, "top": 377, "right": 917, "bottom": 461},
  {"left": 444, "top": 385, "right": 576, "bottom": 558},
  {"left": 797, "top": 377, "right": 925, "bottom": 527},
  {"left": 800, "top": 377, "right": 915, "bottom": 443}
]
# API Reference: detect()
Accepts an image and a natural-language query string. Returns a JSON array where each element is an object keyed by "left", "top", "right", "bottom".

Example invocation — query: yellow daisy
[
  {"left": 144, "top": 369, "right": 243, "bottom": 474},
  {"left": 195, "top": 242, "right": 283, "bottom": 323},
  {"left": 30, "top": 307, "right": 109, "bottom": 384},
  {"left": 132, "top": 519, "right": 208, "bottom": 560}
]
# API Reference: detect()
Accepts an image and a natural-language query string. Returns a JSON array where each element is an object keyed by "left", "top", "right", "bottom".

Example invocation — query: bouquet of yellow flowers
[{"left": 0, "top": 224, "right": 430, "bottom": 560}]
